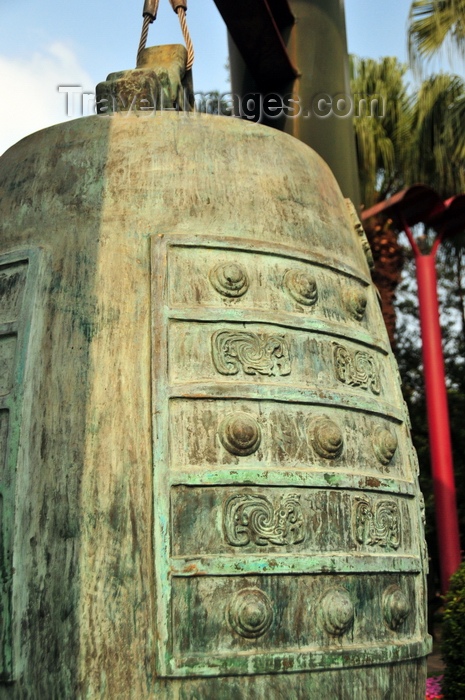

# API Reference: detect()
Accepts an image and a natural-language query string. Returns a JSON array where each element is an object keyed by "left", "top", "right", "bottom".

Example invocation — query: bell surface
[{"left": 0, "top": 111, "right": 430, "bottom": 698}]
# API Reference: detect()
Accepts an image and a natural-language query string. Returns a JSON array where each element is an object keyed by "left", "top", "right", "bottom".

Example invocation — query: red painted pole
[{"left": 415, "top": 251, "right": 461, "bottom": 592}]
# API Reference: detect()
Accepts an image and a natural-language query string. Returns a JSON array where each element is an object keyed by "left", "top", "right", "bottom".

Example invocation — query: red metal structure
[{"left": 363, "top": 187, "right": 465, "bottom": 592}]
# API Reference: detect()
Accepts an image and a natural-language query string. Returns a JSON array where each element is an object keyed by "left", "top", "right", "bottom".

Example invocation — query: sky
[{"left": 0, "top": 0, "right": 449, "bottom": 156}]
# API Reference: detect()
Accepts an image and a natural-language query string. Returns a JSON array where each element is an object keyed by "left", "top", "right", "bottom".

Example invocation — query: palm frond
[
  {"left": 350, "top": 56, "right": 411, "bottom": 207},
  {"left": 351, "top": 56, "right": 465, "bottom": 204},
  {"left": 410, "top": 73, "right": 465, "bottom": 194},
  {"left": 408, "top": 0, "right": 465, "bottom": 69}
]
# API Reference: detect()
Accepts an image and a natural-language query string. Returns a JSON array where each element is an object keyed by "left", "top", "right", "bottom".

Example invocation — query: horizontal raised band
[{"left": 170, "top": 553, "right": 421, "bottom": 577}]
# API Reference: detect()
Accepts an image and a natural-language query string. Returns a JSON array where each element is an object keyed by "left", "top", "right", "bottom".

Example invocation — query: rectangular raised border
[
  {"left": 151, "top": 234, "right": 421, "bottom": 678},
  {"left": 0, "top": 248, "right": 40, "bottom": 682}
]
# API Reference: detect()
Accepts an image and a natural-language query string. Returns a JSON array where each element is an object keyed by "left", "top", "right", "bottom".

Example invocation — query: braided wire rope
[
  {"left": 176, "top": 7, "right": 194, "bottom": 70},
  {"left": 136, "top": 0, "right": 194, "bottom": 70},
  {"left": 137, "top": 14, "right": 152, "bottom": 66}
]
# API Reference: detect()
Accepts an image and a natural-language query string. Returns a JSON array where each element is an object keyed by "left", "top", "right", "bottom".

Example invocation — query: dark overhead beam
[
  {"left": 212, "top": 0, "right": 298, "bottom": 89},
  {"left": 266, "top": 0, "right": 295, "bottom": 31},
  {"left": 217, "top": 0, "right": 361, "bottom": 205}
]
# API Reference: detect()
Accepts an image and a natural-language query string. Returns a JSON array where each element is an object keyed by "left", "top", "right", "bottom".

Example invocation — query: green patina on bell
[{"left": 0, "top": 47, "right": 430, "bottom": 698}]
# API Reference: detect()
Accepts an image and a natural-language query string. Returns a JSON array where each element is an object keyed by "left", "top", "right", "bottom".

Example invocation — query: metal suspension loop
[
  {"left": 176, "top": 7, "right": 195, "bottom": 70},
  {"left": 170, "top": 0, "right": 194, "bottom": 70},
  {"left": 137, "top": 0, "right": 194, "bottom": 70},
  {"left": 137, "top": 0, "right": 160, "bottom": 65},
  {"left": 137, "top": 14, "right": 152, "bottom": 65}
]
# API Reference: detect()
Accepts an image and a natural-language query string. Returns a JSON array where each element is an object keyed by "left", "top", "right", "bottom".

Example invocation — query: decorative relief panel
[
  {"left": 333, "top": 343, "right": 381, "bottom": 394},
  {"left": 170, "top": 487, "right": 412, "bottom": 558},
  {"left": 152, "top": 237, "right": 424, "bottom": 678},
  {"left": 169, "top": 399, "right": 406, "bottom": 478},
  {"left": 223, "top": 493, "right": 305, "bottom": 547},
  {"left": 171, "top": 573, "right": 419, "bottom": 664},
  {"left": 353, "top": 497, "right": 401, "bottom": 550},
  {"left": 212, "top": 330, "right": 291, "bottom": 377},
  {"left": 166, "top": 243, "right": 383, "bottom": 336},
  {"left": 168, "top": 322, "right": 397, "bottom": 402}
]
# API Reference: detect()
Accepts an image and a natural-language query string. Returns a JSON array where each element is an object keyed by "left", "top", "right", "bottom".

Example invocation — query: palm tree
[
  {"left": 408, "top": 72, "right": 465, "bottom": 194},
  {"left": 408, "top": 0, "right": 465, "bottom": 67},
  {"left": 350, "top": 56, "right": 411, "bottom": 208},
  {"left": 351, "top": 57, "right": 465, "bottom": 204},
  {"left": 408, "top": 1, "right": 465, "bottom": 164},
  {"left": 350, "top": 57, "right": 411, "bottom": 344},
  {"left": 350, "top": 57, "right": 465, "bottom": 344}
]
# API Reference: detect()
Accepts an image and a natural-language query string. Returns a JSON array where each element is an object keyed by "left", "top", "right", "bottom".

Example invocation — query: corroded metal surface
[
  {"left": 0, "top": 111, "right": 430, "bottom": 698},
  {"left": 96, "top": 44, "right": 193, "bottom": 114},
  {"left": 0, "top": 253, "right": 38, "bottom": 682}
]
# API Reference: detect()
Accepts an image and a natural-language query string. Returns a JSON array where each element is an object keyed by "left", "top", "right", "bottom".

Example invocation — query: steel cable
[
  {"left": 137, "top": 0, "right": 194, "bottom": 70},
  {"left": 176, "top": 7, "right": 194, "bottom": 70},
  {"left": 137, "top": 14, "right": 152, "bottom": 66}
]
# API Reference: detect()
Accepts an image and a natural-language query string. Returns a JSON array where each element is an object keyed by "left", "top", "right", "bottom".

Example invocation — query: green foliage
[
  {"left": 194, "top": 91, "right": 233, "bottom": 116},
  {"left": 442, "top": 561, "right": 465, "bottom": 697},
  {"left": 408, "top": 0, "right": 465, "bottom": 68},
  {"left": 350, "top": 56, "right": 410, "bottom": 207},
  {"left": 409, "top": 74, "right": 465, "bottom": 194},
  {"left": 408, "top": 1, "right": 465, "bottom": 164},
  {"left": 350, "top": 57, "right": 465, "bottom": 207}
]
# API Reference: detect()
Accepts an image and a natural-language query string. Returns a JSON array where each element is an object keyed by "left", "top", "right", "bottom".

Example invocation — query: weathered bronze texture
[
  {"left": 219, "top": 412, "right": 262, "bottom": 456},
  {"left": 0, "top": 254, "right": 38, "bottom": 681},
  {"left": 0, "top": 109, "right": 430, "bottom": 697},
  {"left": 383, "top": 584, "right": 411, "bottom": 631},
  {"left": 320, "top": 587, "right": 355, "bottom": 637},
  {"left": 210, "top": 262, "right": 249, "bottom": 298},
  {"left": 96, "top": 44, "right": 193, "bottom": 114},
  {"left": 284, "top": 268, "right": 318, "bottom": 306}
]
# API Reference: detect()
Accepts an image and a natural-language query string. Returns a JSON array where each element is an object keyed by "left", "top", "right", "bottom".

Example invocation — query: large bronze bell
[{"left": 0, "top": 51, "right": 429, "bottom": 698}]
